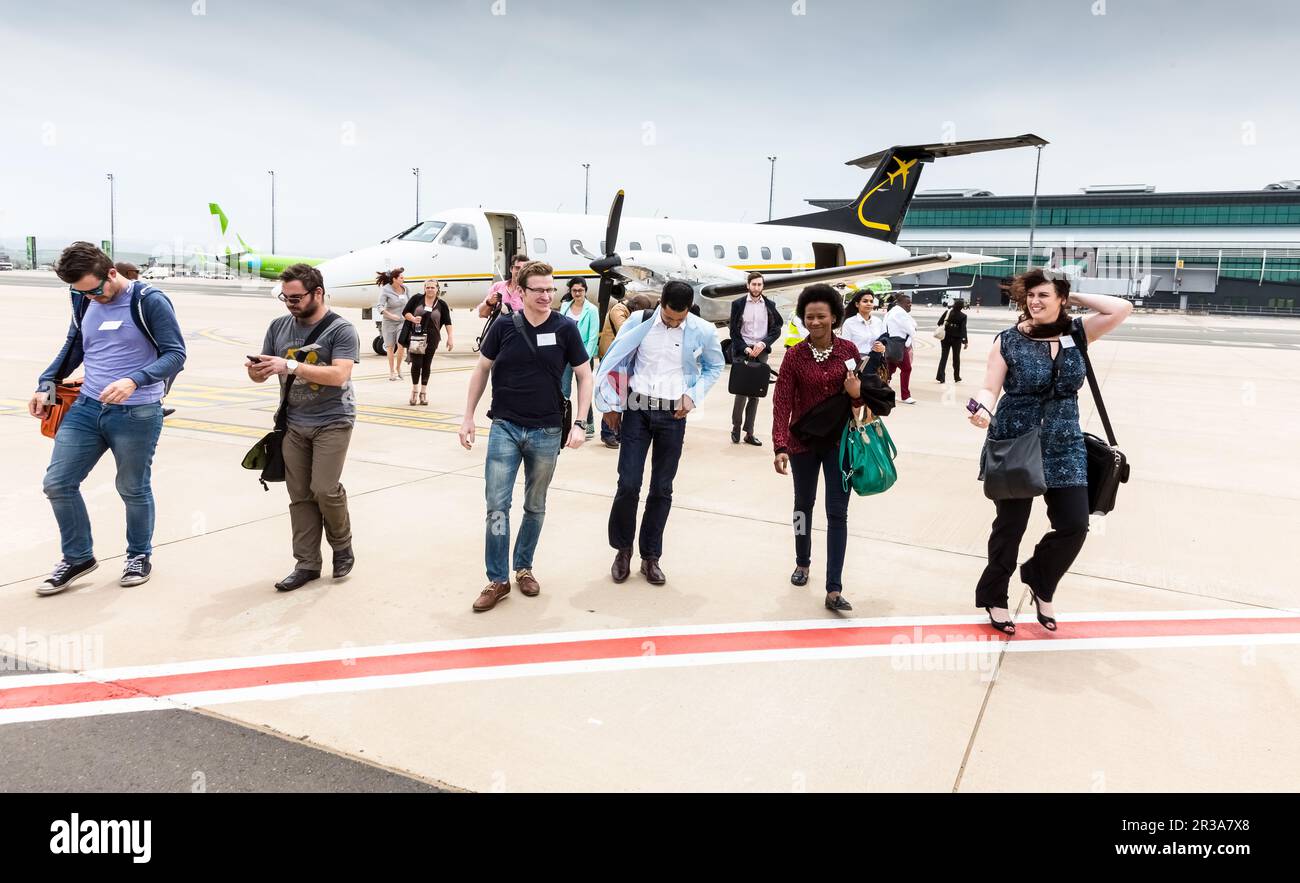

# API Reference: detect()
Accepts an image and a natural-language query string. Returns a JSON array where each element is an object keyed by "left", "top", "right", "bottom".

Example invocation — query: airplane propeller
[{"left": 590, "top": 190, "right": 627, "bottom": 325}]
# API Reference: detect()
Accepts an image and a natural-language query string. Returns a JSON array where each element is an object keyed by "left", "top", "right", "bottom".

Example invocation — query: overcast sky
[{"left": 2, "top": 0, "right": 1297, "bottom": 258}]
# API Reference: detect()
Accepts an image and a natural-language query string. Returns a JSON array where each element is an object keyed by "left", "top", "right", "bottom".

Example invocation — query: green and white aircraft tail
[{"left": 208, "top": 202, "right": 321, "bottom": 280}]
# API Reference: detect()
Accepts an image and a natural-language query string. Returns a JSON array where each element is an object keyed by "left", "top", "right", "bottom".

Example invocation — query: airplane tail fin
[
  {"left": 209, "top": 202, "right": 253, "bottom": 255},
  {"left": 764, "top": 134, "right": 1046, "bottom": 243}
]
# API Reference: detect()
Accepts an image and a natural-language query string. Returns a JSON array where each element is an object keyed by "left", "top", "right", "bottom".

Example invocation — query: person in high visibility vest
[{"left": 783, "top": 310, "right": 808, "bottom": 347}]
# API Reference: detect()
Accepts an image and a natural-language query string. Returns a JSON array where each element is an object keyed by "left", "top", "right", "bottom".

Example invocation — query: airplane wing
[{"left": 698, "top": 252, "right": 1001, "bottom": 299}]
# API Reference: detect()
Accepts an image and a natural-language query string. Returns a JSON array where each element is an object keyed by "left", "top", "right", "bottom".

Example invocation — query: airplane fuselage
[{"left": 308, "top": 208, "right": 911, "bottom": 323}]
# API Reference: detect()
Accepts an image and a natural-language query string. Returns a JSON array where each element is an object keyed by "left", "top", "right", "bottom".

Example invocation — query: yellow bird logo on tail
[{"left": 856, "top": 156, "right": 918, "bottom": 233}]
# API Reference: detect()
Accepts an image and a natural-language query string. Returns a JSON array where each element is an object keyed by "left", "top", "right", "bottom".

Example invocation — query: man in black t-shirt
[{"left": 459, "top": 261, "right": 592, "bottom": 612}]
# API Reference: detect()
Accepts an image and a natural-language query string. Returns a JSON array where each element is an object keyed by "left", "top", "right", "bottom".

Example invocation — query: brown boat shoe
[
  {"left": 515, "top": 569, "right": 541, "bottom": 597},
  {"left": 473, "top": 581, "right": 510, "bottom": 612}
]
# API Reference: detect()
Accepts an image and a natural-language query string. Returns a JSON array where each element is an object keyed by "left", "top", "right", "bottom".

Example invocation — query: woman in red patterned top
[{"left": 772, "top": 284, "right": 864, "bottom": 612}]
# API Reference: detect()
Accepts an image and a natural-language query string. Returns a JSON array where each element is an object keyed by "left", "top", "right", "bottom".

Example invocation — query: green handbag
[{"left": 841, "top": 415, "right": 898, "bottom": 496}]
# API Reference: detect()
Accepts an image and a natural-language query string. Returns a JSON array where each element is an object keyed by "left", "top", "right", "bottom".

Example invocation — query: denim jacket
[
  {"left": 594, "top": 307, "right": 725, "bottom": 413},
  {"left": 36, "top": 281, "right": 187, "bottom": 398}
]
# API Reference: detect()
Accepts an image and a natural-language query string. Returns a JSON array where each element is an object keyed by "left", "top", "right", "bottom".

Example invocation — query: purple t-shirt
[{"left": 80, "top": 293, "right": 164, "bottom": 404}]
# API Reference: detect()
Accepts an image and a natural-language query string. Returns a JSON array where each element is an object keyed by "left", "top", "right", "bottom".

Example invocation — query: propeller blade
[{"left": 604, "top": 190, "right": 624, "bottom": 258}]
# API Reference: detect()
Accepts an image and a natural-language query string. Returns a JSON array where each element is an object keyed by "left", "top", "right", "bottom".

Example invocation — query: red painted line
[{"left": 3, "top": 616, "right": 1299, "bottom": 712}]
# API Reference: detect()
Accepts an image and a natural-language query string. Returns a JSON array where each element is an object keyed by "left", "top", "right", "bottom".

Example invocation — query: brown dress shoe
[
  {"left": 515, "top": 569, "right": 540, "bottom": 597},
  {"left": 611, "top": 548, "right": 632, "bottom": 583},
  {"left": 640, "top": 558, "right": 666, "bottom": 585},
  {"left": 473, "top": 581, "right": 510, "bottom": 612}
]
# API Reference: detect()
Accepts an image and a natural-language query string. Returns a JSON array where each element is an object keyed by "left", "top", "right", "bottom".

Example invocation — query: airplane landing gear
[{"left": 372, "top": 335, "right": 386, "bottom": 356}]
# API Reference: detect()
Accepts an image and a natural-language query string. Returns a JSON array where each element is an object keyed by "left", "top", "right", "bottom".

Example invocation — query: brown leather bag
[{"left": 41, "top": 381, "right": 83, "bottom": 439}]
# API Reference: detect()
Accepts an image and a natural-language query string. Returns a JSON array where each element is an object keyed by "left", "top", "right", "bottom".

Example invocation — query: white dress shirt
[
  {"left": 630, "top": 312, "right": 686, "bottom": 399},
  {"left": 841, "top": 313, "right": 886, "bottom": 356},
  {"left": 740, "top": 295, "right": 767, "bottom": 346},
  {"left": 885, "top": 304, "right": 918, "bottom": 348}
]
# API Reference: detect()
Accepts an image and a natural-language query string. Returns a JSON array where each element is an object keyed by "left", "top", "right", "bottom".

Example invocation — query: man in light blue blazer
[{"left": 595, "top": 281, "right": 725, "bottom": 586}]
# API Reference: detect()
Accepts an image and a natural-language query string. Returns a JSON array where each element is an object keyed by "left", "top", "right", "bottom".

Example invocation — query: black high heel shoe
[
  {"left": 1027, "top": 589, "right": 1057, "bottom": 631},
  {"left": 1020, "top": 562, "right": 1057, "bottom": 631},
  {"left": 984, "top": 607, "right": 1015, "bottom": 636}
]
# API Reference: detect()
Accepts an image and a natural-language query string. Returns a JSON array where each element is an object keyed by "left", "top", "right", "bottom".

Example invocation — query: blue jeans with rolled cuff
[{"left": 42, "top": 396, "right": 164, "bottom": 564}]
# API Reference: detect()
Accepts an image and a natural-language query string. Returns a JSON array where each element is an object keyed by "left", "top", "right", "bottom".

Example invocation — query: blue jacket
[
  {"left": 594, "top": 307, "right": 725, "bottom": 413},
  {"left": 37, "top": 281, "right": 187, "bottom": 398}
]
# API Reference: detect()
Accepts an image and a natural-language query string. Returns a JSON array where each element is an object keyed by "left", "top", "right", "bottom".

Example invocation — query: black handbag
[
  {"left": 1072, "top": 324, "right": 1130, "bottom": 514},
  {"left": 242, "top": 312, "right": 342, "bottom": 490},
  {"left": 980, "top": 426, "right": 1047, "bottom": 500},
  {"left": 884, "top": 335, "right": 906, "bottom": 363},
  {"left": 728, "top": 355, "right": 774, "bottom": 398}
]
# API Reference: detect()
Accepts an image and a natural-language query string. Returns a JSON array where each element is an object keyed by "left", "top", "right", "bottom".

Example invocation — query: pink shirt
[
  {"left": 740, "top": 294, "right": 767, "bottom": 345},
  {"left": 479, "top": 280, "right": 523, "bottom": 314}
]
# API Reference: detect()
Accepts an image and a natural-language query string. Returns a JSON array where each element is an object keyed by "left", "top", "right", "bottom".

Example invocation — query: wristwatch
[
  {"left": 286, "top": 359, "right": 299, "bottom": 375},
  {"left": 573, "top": 421, "right": 584, "bottom": 429}
]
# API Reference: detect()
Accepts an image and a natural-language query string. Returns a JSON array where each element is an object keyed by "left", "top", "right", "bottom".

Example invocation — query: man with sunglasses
[
  {"left": 248, "top": 264, "right": 361, "bottom": 592},
  {"left": 31, "top": 241, "right": 186, "bottom": 594}
]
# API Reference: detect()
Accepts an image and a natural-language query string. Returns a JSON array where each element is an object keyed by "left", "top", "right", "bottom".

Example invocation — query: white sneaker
[{"left": 902, "top": 397, "right": 917, "bottom": 404}]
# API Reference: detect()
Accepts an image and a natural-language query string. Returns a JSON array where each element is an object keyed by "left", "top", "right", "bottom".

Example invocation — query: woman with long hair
[
  {"left": 772, "top": 284, "right": 865, "bottom": 613},
  {"left": 399, "top": 278, "right": 454, "bottom": 406},
  {"left": 375, "top": 267, "right": 408, "bottom": 381},
  {"left": 967, "top": 268, "right": 1132, "bottom": 635}
]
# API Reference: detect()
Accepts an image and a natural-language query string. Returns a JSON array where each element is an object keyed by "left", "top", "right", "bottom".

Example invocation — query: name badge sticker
[
  {"left": 1059, "top": 336, "right": 1076, "bottom": 349},
  {"left": 844, "top": 358, "right": 857, "bottom": 372},
  {"left": 98, "top": 320, "right": 123, "bottom": 331},
  {"left": 536, "top": 333, "right": 557, "bottom": 346}
]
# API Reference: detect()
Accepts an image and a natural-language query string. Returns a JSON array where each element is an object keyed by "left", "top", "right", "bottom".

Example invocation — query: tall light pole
[
  {"left": 582, "top": 162, "right": 591, "bottom": 214},
  {"left": 412, "top": 167, "right": 421, "bottom": 223},
  {"left": 1025, "top": 145, "right": 1043, "bottom": 271},
  {"left": 767, "top": 156, "right": 777, "bottom": 221},
  {"left": 267, "top": 170, "right": 276, "bottom": 254},
  {"left": 106, "top": 173, "right": 115, "bottom": 258}
]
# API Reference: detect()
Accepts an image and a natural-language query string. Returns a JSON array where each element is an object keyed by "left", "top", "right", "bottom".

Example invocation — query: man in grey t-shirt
[{"left": 247, "top": 263, "right": 361, "bottom": 592}]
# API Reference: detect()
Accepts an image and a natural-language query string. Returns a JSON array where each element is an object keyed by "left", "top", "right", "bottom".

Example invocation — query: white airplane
[{"left": 301, "top": 135, "right": 1044, "bottom": 354}]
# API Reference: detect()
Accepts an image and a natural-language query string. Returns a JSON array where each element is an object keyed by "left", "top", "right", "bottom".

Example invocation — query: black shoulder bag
[
  {"left": 510, "top": 312, "right": 572, "bottom": 448},
  {"left": 1071, "top": 321, "right": 1130, "bottom": 515},
  {"left": 241, "top": 312, "right": 343, "bottom": 490}
]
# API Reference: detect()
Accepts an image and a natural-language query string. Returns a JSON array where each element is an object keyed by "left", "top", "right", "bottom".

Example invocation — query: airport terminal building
[{"left": 809, "top": 184, "right": 1300, "bottom": 311}]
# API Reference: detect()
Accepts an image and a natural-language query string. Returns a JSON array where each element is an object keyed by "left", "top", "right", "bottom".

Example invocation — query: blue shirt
[{"left": 81, "top": 295, "right": 165, "bottom": 404}]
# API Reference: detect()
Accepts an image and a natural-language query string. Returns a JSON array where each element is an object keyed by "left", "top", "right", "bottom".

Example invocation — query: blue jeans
[
  {"left": 608, "top": 407, "right": 686, "bottom": 559},
  {"left": 42, "top": 396, "right": 164, "bottom": 563},
  {"left": 484, "top": 418, "right": 562, "bottom": 584}
]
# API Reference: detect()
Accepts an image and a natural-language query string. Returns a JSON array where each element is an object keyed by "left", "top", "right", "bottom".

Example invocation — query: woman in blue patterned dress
[{"left": 967, "top": 269, "right": 1132, "bottom": 635}]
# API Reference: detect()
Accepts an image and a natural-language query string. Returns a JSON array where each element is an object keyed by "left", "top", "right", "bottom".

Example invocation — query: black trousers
[
  {"left": 410, "top": 347, "right": 436, "bottom": 385},
  {"left": 791, "top": 445, "right": 850, "bottom": 593},
  {"left": 936, "top": 339, "right": 962, "bottom": 381},
  {"left": 608, "top": 406, "right": 686, "bottom": 559},
  {"left": 974, "top": 485, "right": 1089, "bottom": 608}
]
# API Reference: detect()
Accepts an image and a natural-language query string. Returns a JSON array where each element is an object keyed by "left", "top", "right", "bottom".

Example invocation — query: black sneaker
[
  {"left": 120, "top": 554, "right": 152, "bottom": 587},
  {"left": 37, "top": 558, "right": 98, "bottom": 596}
]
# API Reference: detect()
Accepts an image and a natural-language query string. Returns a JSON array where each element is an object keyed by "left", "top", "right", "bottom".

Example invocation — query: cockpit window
[
  {"left": 440, "top": 223, "right": 478, "bottom": 249},
  {"left": 398, "top": 221, "right": 446, "bottom": 243}
]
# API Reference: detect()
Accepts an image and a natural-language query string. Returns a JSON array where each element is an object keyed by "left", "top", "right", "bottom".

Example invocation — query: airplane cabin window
[
  {"left": 714, "top": 245, "right": 725, "bottom": 259},
  {"left": 629, "top": 241, "right": 642, "bottom": 251},
  {"left": 399, "top": 221, "right": 447, "bottom": 243},
  {"left": 569, "top": 239, "right": 586, "bottom": 255},
  {"left": 660, "top": 241, "right": 674, "bottom": 254},
  {"left": 533, "top": 238, "right": 547, "bottom": 254},
  {"left": 599, "top": 241, "right": 606, "bottom": 253},
  {"left": 738, "top": 246, "right": 749, "bottom": 260},
  {"left": 440, "top": 223, "right": 478, "bottom": 249},
  {"left": 761, "top": 247, "right": 771, "bottom": 260},
  {"left": 782, "top": 247, "right": 793, "bottom": 260},
  {"left": 687, "top": 244, "right": 699, "bottom": 258}
]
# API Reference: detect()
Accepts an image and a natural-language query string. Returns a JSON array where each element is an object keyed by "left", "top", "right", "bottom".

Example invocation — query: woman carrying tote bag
[{"left": 966, "top": 269, "right": 1132, "bottom": 636}]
